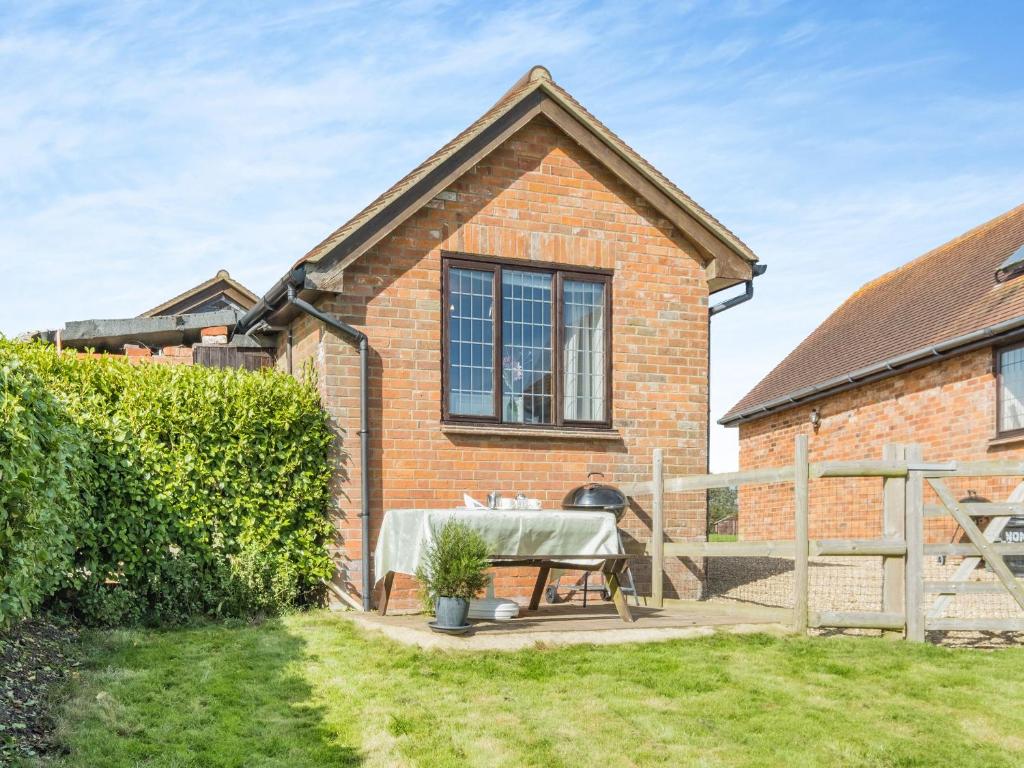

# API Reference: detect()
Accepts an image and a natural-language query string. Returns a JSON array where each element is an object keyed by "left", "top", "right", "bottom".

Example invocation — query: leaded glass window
[
  {"left": 563, "top": 279, "right": 606, "bottom": 422},
  {"left": 502, "top": 270, "right": 553, "bottom": 424},
  {"left": 447, "top": 266, "right": 495, "bottom": 417},
  {"left": 443, "top": 256, "right": 611, "bottom": 427}
]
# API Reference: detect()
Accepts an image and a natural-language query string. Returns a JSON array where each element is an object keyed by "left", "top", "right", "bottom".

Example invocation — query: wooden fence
[{"left": 621, "top": 435, "right": 1024, "bottom": 641}]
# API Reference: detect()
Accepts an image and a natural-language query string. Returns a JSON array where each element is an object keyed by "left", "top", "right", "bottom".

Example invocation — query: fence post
[
  {"left": 882, "top": 444, "right": 907, "bottom": 638},
  {"left": 904, "top": 444, "right": 925, "bottom": 642},
  {"left": 651, "top": 448, "right": 665, "bottom": 609},
  {"left": 793, "top": 434, "right": 810, "bottom": 634}
]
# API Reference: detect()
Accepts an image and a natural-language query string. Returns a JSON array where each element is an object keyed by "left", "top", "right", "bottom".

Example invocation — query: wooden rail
[
  {"left": 924, "top": 502, "right": 1024, "bottom": 518},
  {"left": 630, "top": 436, "right": 1024, "bottom": 642},
  {"left": 619, "top": 465, "right": 793, "bottom": 496},
  {"left": 626, "top": 538, "right": 905, "bottom": 559},
  {"left": 651, "top": 448, "right": 664, "bottom": 609},
  {"left": 926, "top": 618, "right": 1024, "bottom": 631},
  {"left": 794, "top": 435, "right": 810, "bottom": 634},
  {"left": 882, "top": 445, "right": 907, "bottom": 638},
  {"left": 925, "top": 580, "right": 1023, "bottom": 594},
  {"left": 810, "top": 610, "right": 905, "bottom": 631},
  {"left": 661, "top": 540, "right": 796, "bottom": 557}
]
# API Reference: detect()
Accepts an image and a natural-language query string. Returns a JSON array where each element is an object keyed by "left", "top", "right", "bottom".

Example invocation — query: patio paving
[{"left": 342, "top": 601, "right": 792, "bottom": 651}]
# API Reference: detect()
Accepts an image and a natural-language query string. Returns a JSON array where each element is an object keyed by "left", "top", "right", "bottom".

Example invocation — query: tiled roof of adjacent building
[{"left": 721, "top": 202, "right": 1024, "bottom": 425}]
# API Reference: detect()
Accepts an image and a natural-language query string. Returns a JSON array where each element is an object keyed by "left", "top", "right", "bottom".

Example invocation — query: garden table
[{"left": 373, "top": 508, "right": 633, "bottom": 622}]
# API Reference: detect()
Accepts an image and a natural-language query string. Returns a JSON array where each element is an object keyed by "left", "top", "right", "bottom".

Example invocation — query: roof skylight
[{"left": 995, "top": 244, "right": 1024, "bottom": 283}]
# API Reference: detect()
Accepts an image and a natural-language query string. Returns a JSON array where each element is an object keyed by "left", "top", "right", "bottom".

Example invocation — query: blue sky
[{"left": 1, "top": 1, "right": 1022, "bottom": 470}]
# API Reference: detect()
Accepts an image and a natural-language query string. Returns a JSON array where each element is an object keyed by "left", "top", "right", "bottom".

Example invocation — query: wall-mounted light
[{"left": 809, "top": 407, "right": 821, "bottom": 433}]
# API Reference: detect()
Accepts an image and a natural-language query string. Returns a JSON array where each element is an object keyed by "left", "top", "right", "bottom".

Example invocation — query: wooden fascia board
[
  {"left": 307, "top": 90, "right": 547, "bottom": 291},
  {"left": 143, "top": 278, "right": 259, "bottom": 317},
  {"left": 141, "top": 276, "right": 222, "bottom": 317},
  {"left": 708, "top": 275, "right": 749, "bottom": 293},
  {"left": 306, "top": 85, "right": 752, "bottom": 290},
  {"left": 536, "top": 82, "right": 755, "bottom": 267},
  {"left": 705, "top": 249, "right": 754, "bottom": 283},
  {"left": 537, "top": 99, "right": 746, "bottom": 275}
]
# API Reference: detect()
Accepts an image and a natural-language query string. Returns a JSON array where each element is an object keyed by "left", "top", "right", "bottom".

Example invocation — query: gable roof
[
  {"left": 294, "top": 66, "right": 758, "bottom": 293},
  {"left": 721, "top": 203, "right": 1024, "bottom": 425},
  {"left": 141, "top": 270, "right": 258, "bottom": 318}
]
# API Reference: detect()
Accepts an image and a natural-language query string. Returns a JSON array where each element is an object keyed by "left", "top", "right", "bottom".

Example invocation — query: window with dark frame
[
  {"left": 997, "top": 342, "right": 1024, "bottom": 436},
  {"left": 442, "top": 255, "right": 611, "bottom": 428}
]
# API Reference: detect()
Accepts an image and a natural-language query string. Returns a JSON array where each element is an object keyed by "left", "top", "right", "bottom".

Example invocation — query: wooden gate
[{"left": 909, "top": 471, "right": 1024, "bottom": 637}]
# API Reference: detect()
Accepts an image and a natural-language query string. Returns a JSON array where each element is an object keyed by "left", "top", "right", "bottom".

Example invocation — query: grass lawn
[
  {"left": 36, "top": 611, "right": 1024, "bottom": 768},
  {"left": 709, "top": 533, "right": 738, "bottom": 542}
]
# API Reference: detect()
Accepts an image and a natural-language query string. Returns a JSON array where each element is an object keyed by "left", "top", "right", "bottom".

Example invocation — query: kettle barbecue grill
[
  {"left": 562, "top": 473, "right": 630, "bottom": 520},
  {"left": 546, "top": 473, "right": 638, "bottom": 605}
]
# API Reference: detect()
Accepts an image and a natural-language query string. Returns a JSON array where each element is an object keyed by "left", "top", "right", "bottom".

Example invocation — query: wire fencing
[{"left": 624, "top": 440, "right": 1024, "bottom": 645}]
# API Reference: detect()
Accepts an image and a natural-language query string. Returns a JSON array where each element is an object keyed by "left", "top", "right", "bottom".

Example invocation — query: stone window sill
[
  {"left": 988, "top": 433, "right": 1024, "bottom": 449},
  {"left": 441, "top": 423, "right": 622, "bottom": 441}
]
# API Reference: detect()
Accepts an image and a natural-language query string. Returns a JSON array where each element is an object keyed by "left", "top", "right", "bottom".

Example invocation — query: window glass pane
[
  {"left": 448, "top": 267, "right": 494, "bottom": 416},
  {"left": 502, "top": 270, "right": 552, "bottom": 423},
  {"left": 563, "top": 279, "right": 606, "bottom": 421},
  {"left": 1001, "top": 346, "right": 1024, "bottom": 432}
]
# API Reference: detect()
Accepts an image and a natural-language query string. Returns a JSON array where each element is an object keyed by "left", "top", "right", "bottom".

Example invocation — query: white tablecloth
[{"left": 373, "top": 508, "right": 621, "bottom": 583}]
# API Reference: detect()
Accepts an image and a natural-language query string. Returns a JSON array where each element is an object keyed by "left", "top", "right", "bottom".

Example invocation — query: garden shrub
[
  {"left": 0, "top": 340, "right": 335, "bottom": 627},
  {"left": 0, "top": 344, "right": 85, "bottom": 625},
  {"left": 415, "top": 520, "right": 491, "bottom": 609}
]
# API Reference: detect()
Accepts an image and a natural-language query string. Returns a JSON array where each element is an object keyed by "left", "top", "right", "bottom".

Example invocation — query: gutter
[
  {"left": 720, "top": 313, "right": 1024, "bottom": 426},
  {"left": 237, "top": 270, "right": 374, "bottom": 612},
  {"left": 234, "top": 266, "right": 307, "bottom": 336},
  {"left": 709, "top": 263, "right": 767, "bottom": 316}
]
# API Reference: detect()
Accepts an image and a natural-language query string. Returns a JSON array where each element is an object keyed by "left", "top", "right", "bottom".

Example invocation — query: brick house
[
  {"left": 233, "top": 66, "right": 762, "bottom": 610},
  {"left": 721, "top": 204, "right": 1024, "bottom": 543}
]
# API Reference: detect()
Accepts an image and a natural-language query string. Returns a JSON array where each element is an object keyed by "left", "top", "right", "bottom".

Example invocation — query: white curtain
[
  {"left": 1002, "top": 347, "right": 1024, "bottom": 431},
  {"left": 563, "top": 281, "right": 605, "bottom": 421}
]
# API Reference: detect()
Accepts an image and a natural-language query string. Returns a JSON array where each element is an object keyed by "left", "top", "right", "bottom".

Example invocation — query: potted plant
[{"left": 416, "top": 520, "right": 490, "bottom": 631}]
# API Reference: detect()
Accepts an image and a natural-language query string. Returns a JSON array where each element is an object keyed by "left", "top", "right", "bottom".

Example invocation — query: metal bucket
[{"left": 435, "top": 596, "right": 470, "bottom": 628}]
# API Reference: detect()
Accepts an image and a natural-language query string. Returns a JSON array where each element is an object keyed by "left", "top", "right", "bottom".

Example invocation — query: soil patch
[{"left": 1, "top": 617, "right": 79, "bottom": 763}]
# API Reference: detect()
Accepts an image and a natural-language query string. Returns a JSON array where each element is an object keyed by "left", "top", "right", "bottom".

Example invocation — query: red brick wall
[
  {"left": 285, "top": 116, "right": 714, "bottom": 609},
  {"left": 736, "top": 347, "right": 1024, "bottom": 542},
  {"left": 76, "top": 344, "right": 195, "bottom": 366}
]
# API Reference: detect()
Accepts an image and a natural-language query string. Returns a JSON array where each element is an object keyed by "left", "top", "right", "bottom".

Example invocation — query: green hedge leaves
[
  {"left": 0, "top": 341, "right": 334, "bottom": 626},
  {"left": 0, "top": 345, "right": 85, "bottom": 623}
]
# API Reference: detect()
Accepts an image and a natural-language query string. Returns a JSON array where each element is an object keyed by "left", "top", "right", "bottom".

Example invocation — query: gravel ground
[
  {"left": 1, "top": 617, "right": 79, "bottom": 763},
  {"left": 704, "top": 554, "right": 1024, "bottom": 646}
]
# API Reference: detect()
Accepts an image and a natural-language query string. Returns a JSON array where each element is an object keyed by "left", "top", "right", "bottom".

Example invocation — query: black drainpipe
[
  {"left": 706, "top": 264, "right": 767, "bottom": 464},
  {"left": 285, "top": 286, "right": 373, "bottom": 612},
  {"left": 705, "top": 264, "right": 766, "bottom": 537}
]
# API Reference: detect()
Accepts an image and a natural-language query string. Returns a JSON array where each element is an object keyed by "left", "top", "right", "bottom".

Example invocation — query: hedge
[
  {"left": 0, "top": 341, "right": 335, "bottom": 627},
  {"left": 0, "top": 345, "right": 85, "bottom": 623}
]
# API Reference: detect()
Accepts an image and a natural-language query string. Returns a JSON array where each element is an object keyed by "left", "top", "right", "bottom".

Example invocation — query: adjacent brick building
[
  {"left": 722, "top": 204, "right": 1024, "bottom": 542},
  {"left": 233, "top": 67, "right": 762, "bottom": 610}
]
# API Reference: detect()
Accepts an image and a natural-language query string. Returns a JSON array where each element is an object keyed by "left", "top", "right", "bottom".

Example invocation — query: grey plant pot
[{"left": 435, "top": 596, "right": 470, "bottom": 628}]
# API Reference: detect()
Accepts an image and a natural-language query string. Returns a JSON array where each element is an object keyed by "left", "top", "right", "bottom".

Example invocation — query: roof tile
[{"left": 722, "top": 203, "right": 1024, "bottom": 422}]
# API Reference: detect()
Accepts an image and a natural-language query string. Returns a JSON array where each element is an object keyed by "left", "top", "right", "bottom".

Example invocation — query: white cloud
[{"left": 1, "top": 1, "right": 1021, "bottom": 476}]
